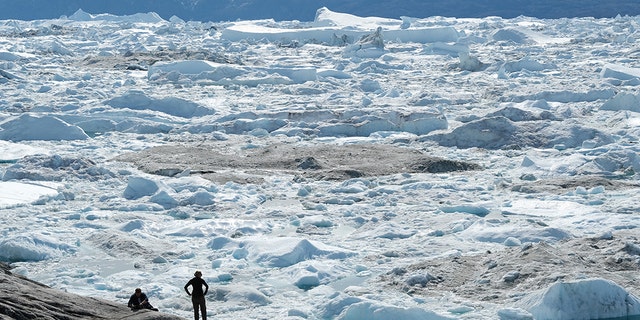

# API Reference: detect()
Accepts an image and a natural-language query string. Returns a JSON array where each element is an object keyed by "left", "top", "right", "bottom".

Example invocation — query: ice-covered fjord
[{"left": 1, "top": 6, "right": 640, "bottom": 320}]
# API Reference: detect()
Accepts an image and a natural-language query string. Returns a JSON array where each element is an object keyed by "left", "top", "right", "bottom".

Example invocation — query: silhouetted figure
[
  {"left": 184, "top": 270, "right": 209, "bottom": 320},
  {"left": 128, "top": 288, "right": 158, "bottom": 311}
]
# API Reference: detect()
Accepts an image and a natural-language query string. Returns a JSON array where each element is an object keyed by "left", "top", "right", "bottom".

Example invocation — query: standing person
[
  {"left": 127, "top": 288, "right": 158, "bottom": 311},
  {"left": 184, "top": 270, "right": 209, "bottom": 320}
]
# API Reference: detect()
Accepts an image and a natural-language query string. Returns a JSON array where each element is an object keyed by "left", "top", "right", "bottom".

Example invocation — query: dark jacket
[
  {"left": 184, "top": 277, "right": 209, "bottom": 298},
  {"left": 128, "top": 293, "right": 150, "bottom": 308}
]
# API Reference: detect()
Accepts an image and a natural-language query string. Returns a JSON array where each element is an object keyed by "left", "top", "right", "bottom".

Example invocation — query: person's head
[
  {"left": 134, "top": 288, "right": 142, "bottom": 296},
  {"left": 194, "top": 270, "right": 202, "bottom": 278}
]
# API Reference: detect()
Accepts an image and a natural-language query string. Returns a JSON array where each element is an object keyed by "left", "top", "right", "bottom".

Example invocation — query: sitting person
[{"left": 128, "top": 288, "right": 158, "bottom": 311}]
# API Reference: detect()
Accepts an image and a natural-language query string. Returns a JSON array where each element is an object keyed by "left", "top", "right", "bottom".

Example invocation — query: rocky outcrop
[
  {"left": 0, "top": 262, "right": 184, "bottom": 320},
  {"left": 116, "top": 141, "right": 482, "bottom": 184}
]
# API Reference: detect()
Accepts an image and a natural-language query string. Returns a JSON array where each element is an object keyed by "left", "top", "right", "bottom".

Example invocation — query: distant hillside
[{"left": 0, "top": 0, "right": 638, "bottom": 21}]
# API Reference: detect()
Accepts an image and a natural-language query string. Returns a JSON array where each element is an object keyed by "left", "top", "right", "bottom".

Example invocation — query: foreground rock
[{"left": 0, "top": 262, "right": 184, "bottom": 320}]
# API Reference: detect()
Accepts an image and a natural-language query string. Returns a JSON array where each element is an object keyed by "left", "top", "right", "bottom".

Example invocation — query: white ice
[{"left": 1, "top": 5, "right": 640, "bottom": 320}]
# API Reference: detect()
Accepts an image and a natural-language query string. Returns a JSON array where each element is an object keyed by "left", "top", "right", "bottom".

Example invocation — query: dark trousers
[{"left": 192, "top": 295, "right": 206, "bottom": 320}]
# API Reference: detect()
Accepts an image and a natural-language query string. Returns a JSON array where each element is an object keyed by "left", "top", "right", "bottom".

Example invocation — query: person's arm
[
  {"left": 184, "top": 280, "right": 192, "bottom": 295},
  {"left": 140, "top": 293, "right": 148, "bottom": 304},
  {"left": 128, "top": 295, "right": 134, "bottom": 307},
  {"left": 203, "top": 280, "right": 209, "bottom": 295}
]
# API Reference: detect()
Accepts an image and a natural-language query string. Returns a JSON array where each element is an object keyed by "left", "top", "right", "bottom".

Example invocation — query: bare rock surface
[
  {"left": 0, "top": 262, "right": 184, "bottom": 320},
  {"left": 115, "top": 141, "right": 482, "bottom": 184},
  {"left": 510, "top": 175, "right": 640, "bottom": 194},
  {"left": 379, "top": 231, "right": 640, "bottom": 304}
]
